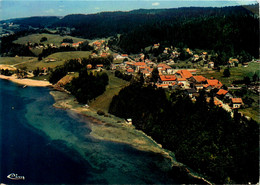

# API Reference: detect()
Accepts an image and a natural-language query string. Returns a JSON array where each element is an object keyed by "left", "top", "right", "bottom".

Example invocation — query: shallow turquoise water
[{"left": 0, "top": 79, "right": 179, "bottom": 184}]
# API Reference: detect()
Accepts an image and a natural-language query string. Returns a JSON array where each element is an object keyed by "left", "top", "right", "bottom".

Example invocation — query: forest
[
  {"left": 1, "top": 4, "right": 258, "bottom": 61},
  {"left": 108, "top": 82, "right": 259, "bottom": 184}
]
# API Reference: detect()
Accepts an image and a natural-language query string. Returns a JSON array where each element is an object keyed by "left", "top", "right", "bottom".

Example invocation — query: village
[
  {"left": 0, "top": 37, "right": 258, "bottom": 120},
  {"left": 86, "top": 40, "right": 254, "bottom": 117}
]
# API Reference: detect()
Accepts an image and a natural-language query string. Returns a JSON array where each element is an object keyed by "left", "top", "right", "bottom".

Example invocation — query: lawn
[
  {"left": 13, "top": 33, "right": 86, "bottom": 46},
  {"left": 16, "top": 51, "right": 92, "bottom": 70},
  {"left": 0, "top": 57, "right": 37, "bottom": 65},
  {"left": 89, "top": 70, "right": 129, "bottom": 113}
]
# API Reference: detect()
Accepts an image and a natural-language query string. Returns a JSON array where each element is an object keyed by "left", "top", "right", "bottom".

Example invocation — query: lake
[{"left": 0, "top": 79, "right": 179, "bottom": 184}]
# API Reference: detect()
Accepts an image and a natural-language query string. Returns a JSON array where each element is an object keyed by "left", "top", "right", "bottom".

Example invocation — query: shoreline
[
  {"left": 0, "top": 74, "right": 52, "bottom": 87},
  {"left": 50, "top": 90, "right": 212, "bottom": 184},
  {"left": 0, "top": 76, "right": 211, "bottom": 184}
]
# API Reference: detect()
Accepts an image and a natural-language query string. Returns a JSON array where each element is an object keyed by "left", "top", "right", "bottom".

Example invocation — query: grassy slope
[
  {"left": 198, "top": 62, "right": 259, "bottom": 122},
  {"left": 89, "top": 70, "right": 129, "bottom": 113},
  {"left": 0, "top": 57, "right": 37, "bottom": 65},
  {"left": 13, "top": 33, "right": 86, "bottom": 46},
  {"left": 16, "top": 51, "right": 91, "bottom": 70}
]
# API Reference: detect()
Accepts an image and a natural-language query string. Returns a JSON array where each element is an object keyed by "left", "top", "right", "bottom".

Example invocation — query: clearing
[{"left": 89, "top": 70, "right": 129, "bottom": 113}]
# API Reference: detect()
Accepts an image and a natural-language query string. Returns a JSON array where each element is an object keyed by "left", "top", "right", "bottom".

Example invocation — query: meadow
[{"left": 89, "top": 70, "right": 129, "bottom": 113}]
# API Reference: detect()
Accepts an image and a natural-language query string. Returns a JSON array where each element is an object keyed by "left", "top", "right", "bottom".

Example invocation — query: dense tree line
[
  {"left": 0, "top": 69, "right": 12, "bottom": 76},
  {"left": 109, "top": 83, "right": 259, "bottom": 184},
  {"left": 65, "top": 69, "right": 108, "bottom": 103}
]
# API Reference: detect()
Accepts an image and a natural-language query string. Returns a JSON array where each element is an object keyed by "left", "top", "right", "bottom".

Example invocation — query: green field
[
  {"left": 16, "top": 51, "right": 92, "bottom": 70},
  {"left": 13, "top": 33, "right": 86, "bottom": 46},
  {"left": 0, "top": 57, "right": 37, "bottom": 65},
  {"left": 46, "top": 51, "right": 91, "bottom": 61},
  {"left": 198, "top": 62, "right": 260, "bottom": 86},
  {"left": 89, "top": 71, "right": 129, "bottom": 113}
]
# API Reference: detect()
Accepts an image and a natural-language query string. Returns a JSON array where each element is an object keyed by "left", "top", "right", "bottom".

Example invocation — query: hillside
[{"left": 1, "top": 5, "right": 258, "bottom": 59}]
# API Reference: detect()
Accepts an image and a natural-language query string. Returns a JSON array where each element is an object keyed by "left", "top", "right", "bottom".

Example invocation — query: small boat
[
  {"left": 7, "top": 173, "right": 25, "bottom": 180},
  {"left": 23, "top": 85, "right": 27, "bottom": 88}
]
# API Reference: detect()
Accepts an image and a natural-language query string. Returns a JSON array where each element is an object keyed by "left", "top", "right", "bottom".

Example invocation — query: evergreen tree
[{"left": 223, "top": 68, "right": 230, "bottom": 77}]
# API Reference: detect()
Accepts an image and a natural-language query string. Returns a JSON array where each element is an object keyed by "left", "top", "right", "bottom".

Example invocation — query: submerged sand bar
[{"left": 0, "top": 74, "right": 52, "bottom": 87}]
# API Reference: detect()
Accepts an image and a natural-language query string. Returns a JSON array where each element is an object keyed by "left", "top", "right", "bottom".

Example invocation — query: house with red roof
[
  {"left": 126, "top": 68, "right": 134, "bottom": 74},
  {"left": 190, "top": 75, "right": 207, "bottom": 84},
  {"left": 135, "top": 62, "right": 147, "bottom": 72},
  {"left": 156, "top": 84, "right": 169, "bottom": 89},
  {"left": 60, "top": 43, "right": 70, "bottom": 47},
  {"left": 176, "top": 70, "right": 193, "bottom": 79},
  {"left": 206, "top": 79, "right": 223, "bottom": 89},
  {"left": 216, "top": 89, "right": 233, "bottom": 99},
  {"left": 159, "top": 75, "right": 177, "bottom": 84},
  {"left": 231, "top": 98, "right": 243, "bottom": 109}
]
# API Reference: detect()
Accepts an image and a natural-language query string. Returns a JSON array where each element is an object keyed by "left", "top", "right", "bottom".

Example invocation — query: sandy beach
[{"left": 0, "top": 74, "right": 52, "bottom": 87}]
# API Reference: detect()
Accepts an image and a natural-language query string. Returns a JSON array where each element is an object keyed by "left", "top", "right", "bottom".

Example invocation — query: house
[
  {"left": 206, "top": 79, "right": 222, "bottom": 89},
  {"left": 177, "top": 78, "right": 189, "bottom": 89},
  {"left": 228, "top": 58, "right": 239, "bottom": 67},
  {"left": 87, "top": 64, "right": 92, "bottom": 69},
  {"left": 216, "top": 89, "right": 233, "bottom": 99},
  {"left": 72, "top": 41, "right": 83, "bottom": 47},
  {"left": 159, "top": 75, "right": 177, "bottom": 84},
  {"left": 60, "top": 43, "right": 70, "bottom": 47},
  {"left": 176, "top": 70, "right": 193, "bottom": 79},
  {"left": 100, "top": 53, "right": 109, "bottom": 57},
  {"left": 232, "top": 98, "right": 243, "bottom": 109},
  {"left": 156, "top": 84, "right": 169, "bottom": 89},
  {"left": 142, "top": 70, "right": 150, "bottom": 77},
  {"left": 186, "top": 48, "right": 193, "bottom": 55},
  {"left": 134, "top": 62, "right": 146, "bottom": 72},
  {"left": 193, "top": 54, "right": 200, "bottom": 61},
  {"left": 208, "top": 61, "right": 214, "bottom": 68},
  {"left": 126, "top": 68, "right": 134, "bottom": 74},
  {"left": 190, "top": 75, "right": 207, "bottom": 84},
  {"left": 153, "top": 43, "right": 160, "bottom": 49},
  {"left": 126, "top": 119, "right": 132, "bottom": 124},
  {"left": 96, "top": 64, "right": 104, "bottom": 69},
  {"left": 194, "top": 84, "right": 204, "bottom": 90},
  {"left": 157, "top": 63, "right": 173, "bottom": 74}
]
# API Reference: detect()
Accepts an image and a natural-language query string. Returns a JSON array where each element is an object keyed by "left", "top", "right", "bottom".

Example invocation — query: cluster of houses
[
  {"left": 89, "top": 40, "right": 111, "bottom": 58},
  {"left": 111, "top": 55, "right": 244, "bottom": 109},
  {"left": 156, "top": 69, "right": 243, "bottom": 109}
]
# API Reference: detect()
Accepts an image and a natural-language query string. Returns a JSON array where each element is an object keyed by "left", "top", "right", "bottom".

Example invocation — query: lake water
[{"left": 0, "top": 79, "right": 179, "bottom": 184}]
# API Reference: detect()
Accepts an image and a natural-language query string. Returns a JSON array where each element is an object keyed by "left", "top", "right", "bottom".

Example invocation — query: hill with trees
[{"left": 108, "top": 82, "right": 259, "bottom": 184}]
